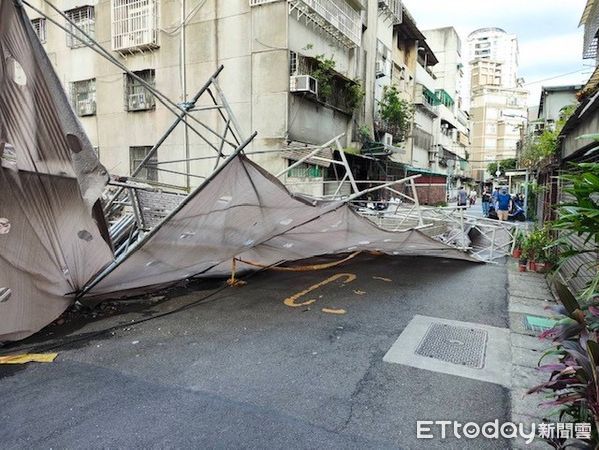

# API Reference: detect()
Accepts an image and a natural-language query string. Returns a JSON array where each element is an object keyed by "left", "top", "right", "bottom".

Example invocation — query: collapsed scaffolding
[{"left": 0, "top": 1, "right": 512, "bottom": 342}]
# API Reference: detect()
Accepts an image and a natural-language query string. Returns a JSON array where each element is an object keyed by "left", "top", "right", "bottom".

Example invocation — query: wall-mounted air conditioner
[
  {"left": 290, "top": 75, "right": 318, "bottom": 96},
  {"left": 128, "top": 92, "right": 151, "bottom": 111},
  {"left": 77, "top": 99, "right": 96, "bottom": 116}
]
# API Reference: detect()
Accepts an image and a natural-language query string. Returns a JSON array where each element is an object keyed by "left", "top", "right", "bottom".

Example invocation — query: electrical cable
[{"left": 0, "top": 260, "right": 283, "bottom": 356}]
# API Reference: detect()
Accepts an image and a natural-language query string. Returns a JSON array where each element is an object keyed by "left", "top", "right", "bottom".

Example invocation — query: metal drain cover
[{"left": 415, "top": 323, "right": 488, "bottom": 369}]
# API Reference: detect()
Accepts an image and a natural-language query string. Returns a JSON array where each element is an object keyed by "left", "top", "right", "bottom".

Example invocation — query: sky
[{"left": 402, "top": 0, "right": 590, "bottom": 106}]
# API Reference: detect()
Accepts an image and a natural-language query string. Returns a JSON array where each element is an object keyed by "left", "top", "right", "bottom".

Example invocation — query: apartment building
[
  {"left": 467, "top": 27, "right": 527, "bottom": 181},
  {"left": 467, "top": 27, "right": 519, "bottom": 89},
  {"left": 27, "top": 0, "right": 401, "bottom": 195},
  {"left": 469, "top": 74, "right": 528, "bottom": 180},
  {"left": 388, "top": 18, "right": 471, "bottom": 201},
  {"left": 423, "top": 26, "right": 471, "bottom": 187}
]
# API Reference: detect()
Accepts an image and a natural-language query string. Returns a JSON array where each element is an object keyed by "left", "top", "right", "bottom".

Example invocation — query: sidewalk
[{"left": 505, "top": 259, "right": 563, "bottom": 449}]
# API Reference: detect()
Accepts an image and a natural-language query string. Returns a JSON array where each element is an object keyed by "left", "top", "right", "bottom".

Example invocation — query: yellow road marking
[
  {"left": 322, "top": 308, "right": 347, "bottom": 315},
  {"left": 283, "top": 273, "right": 357, "bottom": 308}
]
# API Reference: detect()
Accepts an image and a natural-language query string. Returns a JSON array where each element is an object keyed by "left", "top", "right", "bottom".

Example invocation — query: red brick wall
[{"left": 414, "top": 184, "right": 447, "bottom": 205}]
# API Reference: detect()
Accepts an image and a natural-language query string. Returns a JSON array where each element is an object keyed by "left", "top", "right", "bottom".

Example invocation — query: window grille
[
  {"left": 289, "top": 51, "right": 298, "bottom": 76},
  {"left": 70, "top": 79, "right": 96, "bottom": 117},
  {"left": 65, "top": 6, "right": 95, "bottom": 49},
  {"left": 288, "top": 162, "right": 323, "bottom": 178},
  {"left": 125, "top": 69, "right": 156, "bottom": 112},
  {"left": 31, "top": 18, "right": 47, "bottom": 43},
  {"left": 130, "top": 146, "right": 157, "bottom": 181},
  {"left": 112, "top": 0, "right": 159, "bottom": 51}
]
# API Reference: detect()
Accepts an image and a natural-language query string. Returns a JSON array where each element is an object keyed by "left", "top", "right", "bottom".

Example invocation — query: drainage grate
[{"left": 415, "top": 323, "right": 488, "bottom": 369}]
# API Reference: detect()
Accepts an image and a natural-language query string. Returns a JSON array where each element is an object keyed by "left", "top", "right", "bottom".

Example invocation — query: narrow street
[{"left": 1, "top": 254, "right": 510, "bottom": 448}]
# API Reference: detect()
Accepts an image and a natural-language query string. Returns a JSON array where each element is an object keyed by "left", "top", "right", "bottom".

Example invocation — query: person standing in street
[
  {"left": 496, "top": 187, "right": 512, "bottom": 221},
  {"left": 481, "top": 187, "right": 491, "bottom": 217},
  {"left": 457, "top": 186, "right": 468, "bottom": 207},
  {"left": 469, "top": 189, "right": 477, "bottom": 207}
]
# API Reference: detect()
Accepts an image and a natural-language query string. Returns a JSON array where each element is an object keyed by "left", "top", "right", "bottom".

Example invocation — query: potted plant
[
  {"left": 521, "top": 232, "right": 538, "bottom": 271},
  {"left": 518, "top": 256, "right": 527, "bottom": 272},
  {"left": 512, "top": 230, "right": 524, "bottom": 258}
]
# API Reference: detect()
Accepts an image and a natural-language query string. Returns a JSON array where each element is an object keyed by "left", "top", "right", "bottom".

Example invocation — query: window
[
  {"left": 289, "top": 51, "right": 297, "bottom": 76},
  {"left": 111, "top": 0, "right": 158, "bottom": 51},
  {"left": 130, "top": 146, "right": 157, "bottom": 181},
  {"left": 31, "top": 18, "right": 47, "bottom": 43},
  {"left": 65, "top": 6, "right": 95, "bottom": 48},
  {"left": 288, "top": 162, "right": 323, "bottom": 178},
  {"left": 413, "top": 127, "right": 433, "bottom": 150},
  {"left": 125, "top": 69, "right": 155, "bottom": 112},
  {"left": 70, "top": 79, "right": 96, "bottom": 116}
]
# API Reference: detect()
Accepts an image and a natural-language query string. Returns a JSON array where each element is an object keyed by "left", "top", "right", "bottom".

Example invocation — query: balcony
[
  {"left": 288, "top": 0, "right": 361, "bottom": 48},
  {"left": 456, "top": 109, "right": 469, "bottom": 127},
  {"left": 378, "top": 0, "right": 402, "bottom": 24},
  {"left": 414, "top": 84, "right": 439, "bottom": 117}
]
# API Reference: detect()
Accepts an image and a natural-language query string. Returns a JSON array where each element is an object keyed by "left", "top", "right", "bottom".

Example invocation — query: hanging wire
[{"left": 21, "top": 0, "right": 236, "bottom": 152}]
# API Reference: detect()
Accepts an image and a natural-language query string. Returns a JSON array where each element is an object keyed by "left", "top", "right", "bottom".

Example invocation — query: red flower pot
[
  {"left": 513, "top": 248, "right": 522, "bottom": 258},
  {"left": 518, "top": 264, "right": 527, "bottom": 272},
  {"left": 528, "top": 261, "right": 537, "bottom": 271}
]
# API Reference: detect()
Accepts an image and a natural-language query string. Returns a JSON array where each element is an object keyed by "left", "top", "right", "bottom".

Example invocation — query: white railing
[
  {"left": 111, "top": 0, "right": 159, "bottom": 51},
  {"left": 249, "top": 0, "right": 281, "bottom": 5},
  {"left": 291, "top": 0, "right": 361, "bottom": 47},
  {"left": 378, "top": 0, "right": 402, "bottom": 24}
]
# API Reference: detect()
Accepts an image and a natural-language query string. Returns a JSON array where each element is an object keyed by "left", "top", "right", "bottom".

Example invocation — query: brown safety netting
[
  {"left": 0, "top": 2, "right": 476, "bottom": 342},
  {"left": 0, "top": 2, "right": 113, "bottom": 341}
]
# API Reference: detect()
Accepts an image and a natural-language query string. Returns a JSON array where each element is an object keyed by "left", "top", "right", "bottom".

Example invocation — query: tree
[
  {"left": 519, "top": 104, "right": 576, "bottom": 168},
  {"left": 487, "top": 158, "right": 517, "bottom": 176},
  {"left": 378, "top": 86, "right": 414, "bottom": 143}
]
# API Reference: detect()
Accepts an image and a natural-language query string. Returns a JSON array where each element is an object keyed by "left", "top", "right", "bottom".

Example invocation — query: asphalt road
[{"left": 0, "top": 254, "right": 510, "bottom": 449}]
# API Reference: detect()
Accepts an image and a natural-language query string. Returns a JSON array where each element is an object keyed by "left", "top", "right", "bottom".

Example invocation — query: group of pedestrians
[
  {"left": 458, "top": 185, "right": 526, "bottom": 221},
  {"left": 482, "top": 186, "right": 526, "bottom": 221}
]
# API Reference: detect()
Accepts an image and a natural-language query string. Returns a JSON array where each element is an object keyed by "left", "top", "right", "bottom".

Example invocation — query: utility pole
[{"left": 181, "top": 0, "right": 190, "bottom": 192}]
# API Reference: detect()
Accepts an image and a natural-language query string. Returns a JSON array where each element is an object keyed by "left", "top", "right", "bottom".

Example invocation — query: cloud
[
  {"left": 518, "top": 33, "right": 583, "bottom": 70},
  {"left": 402, "top": 0, "right": 589, "bottom": 106}
]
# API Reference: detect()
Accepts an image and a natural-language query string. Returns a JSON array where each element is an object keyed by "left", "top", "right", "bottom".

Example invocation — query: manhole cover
[{"left": 415, "top": 323, "right": 488, "bottom": 369}]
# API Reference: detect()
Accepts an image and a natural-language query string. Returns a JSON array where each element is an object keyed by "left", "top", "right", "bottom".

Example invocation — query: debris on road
[
  {"left": 372, "top": 276, "right": 392, "bottom": 282},
  {"left": 0, "top": 353, "right": 58, "bottom": 364},
  {"left": 322, "top": 308, "right": 347, "bottom": 315}
]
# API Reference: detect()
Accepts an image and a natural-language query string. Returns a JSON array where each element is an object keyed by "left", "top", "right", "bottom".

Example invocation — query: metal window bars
[
  {"left": 288, "top": 0, "right": 361, "bottom": 48},
  {"left": 70, "top": 79, "right": 96, "bottom": 116},
  {"left": 111, "top": 0, "right": 159, "bottom": 52},
  {"left": 31, "top": 17, "right": 47, "bottom": 43},
  {"left": 378, "top": 0, "right": 402, "bottom": 25},
  {"left": 125, "top": 69, "right": 156, "bottom": 111},
  {"left": 65, "top": 6, "right": 95, "bottom": 49}
]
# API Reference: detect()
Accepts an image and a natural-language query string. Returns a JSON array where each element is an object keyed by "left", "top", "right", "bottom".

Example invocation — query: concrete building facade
[{"left": 27, "top": 0, "right": 402, "bottom": 194}]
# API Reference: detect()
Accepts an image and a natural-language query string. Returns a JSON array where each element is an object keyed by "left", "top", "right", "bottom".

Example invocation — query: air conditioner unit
[
  {"left": 77, "top": 99, "right": 96, "bottom": 116},
  {"left": 128, "top": 92, "right": 151, "bottom": 111},
  {"left": 290, "top": 75, "right": 318, "bottom": 96},
  {"left": 382, "top": 133, "right": 393, "bottom": 146},
  {"left": 375, "top": 60, "right": 386, "bottom": 79}
]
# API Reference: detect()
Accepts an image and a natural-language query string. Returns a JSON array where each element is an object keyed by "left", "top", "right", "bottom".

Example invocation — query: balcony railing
[
  {"left": 456, "top": 109, "right": 469, "bottom": 127},
  {"left": 414, "top": 83, "right": 439, "bottom": 117},
  {"left": 288, "top": 0, "right": 361, "bottom": 47},
  {"left": 378, "top": 0, "right": 402, "bottom": 24}
]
